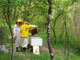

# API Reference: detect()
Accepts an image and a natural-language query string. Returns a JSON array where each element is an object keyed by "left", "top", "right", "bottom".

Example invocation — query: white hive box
[
  {"left": 33, "top": 45, "right": 40, "bottom": 55},
  {"left": 31, "top": 37, "right": 43, "bottom": 46}
]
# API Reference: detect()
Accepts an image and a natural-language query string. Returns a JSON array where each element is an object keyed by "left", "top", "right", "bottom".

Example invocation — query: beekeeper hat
[{"left": 16, "top": 19, "right": 23, "bottom": 23}]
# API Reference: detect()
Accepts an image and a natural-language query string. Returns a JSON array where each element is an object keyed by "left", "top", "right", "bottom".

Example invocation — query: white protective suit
[{"left": 13, "top": 24, "right": 21, "bottom": 47}]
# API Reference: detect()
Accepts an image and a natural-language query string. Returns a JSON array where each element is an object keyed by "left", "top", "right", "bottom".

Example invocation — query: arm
[{"left": 13, "top": 27, "right": 17, "bottom": 38}]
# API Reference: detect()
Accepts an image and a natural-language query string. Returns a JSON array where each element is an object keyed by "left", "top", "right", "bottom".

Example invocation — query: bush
[{"left": 0, "top": 25, "right": 10, "bottom": 44}]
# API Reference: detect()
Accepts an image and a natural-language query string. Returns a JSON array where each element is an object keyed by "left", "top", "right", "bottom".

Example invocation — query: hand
[{"left": 32, "top": 25, "right": 37, "bottom": 28}]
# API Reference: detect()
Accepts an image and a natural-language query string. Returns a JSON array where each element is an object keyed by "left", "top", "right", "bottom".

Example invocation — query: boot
[
  {"left": 16, "top": 47, "right": 18, "bottom": 52},
  {"left": 22, "top": 47, "right": 26, "bottom": 52}
]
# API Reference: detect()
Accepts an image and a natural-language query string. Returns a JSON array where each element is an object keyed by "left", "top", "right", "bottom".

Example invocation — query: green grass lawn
[
  {"left": 0, "top": 50, "right": 80, "bottom": 60},
  {"left": 0, "top": 31, "right": 80, "bottom": 60}
]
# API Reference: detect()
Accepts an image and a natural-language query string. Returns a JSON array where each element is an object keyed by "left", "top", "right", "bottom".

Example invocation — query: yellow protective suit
[
  {"left": 20, "top": 23, "right": 32, "bottom": 38},
  {"left": 20, "top": 23, "right": 37, "bottom": 48}
]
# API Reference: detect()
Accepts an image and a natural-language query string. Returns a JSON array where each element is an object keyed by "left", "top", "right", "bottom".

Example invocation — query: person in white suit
[{"left": 13, "top": 19, "right": 23, "bottom": 52}]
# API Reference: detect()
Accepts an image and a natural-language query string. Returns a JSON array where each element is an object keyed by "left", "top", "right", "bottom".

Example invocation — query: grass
[
  {"left": 0, "top": 31, "right": 80, "bottom": 60},
  {"left": 0, "top": 50, "right": 80, "bottom": 60},
  {"left": 30, "top": 53, "right": 50, "bottom": 60},
  {"left": 0, "top": 51, "right": 26, "bottom": 60}
]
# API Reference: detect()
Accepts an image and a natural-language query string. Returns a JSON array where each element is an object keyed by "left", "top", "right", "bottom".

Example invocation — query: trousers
[
  {"left": 15, "top": 37, "right": 21, "bottom": 47},
  {"left": 21, "top": 38, "right": 28, "bottom": 48}
]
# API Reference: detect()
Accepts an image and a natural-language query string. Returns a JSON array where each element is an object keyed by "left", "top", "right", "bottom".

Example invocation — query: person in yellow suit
[
  {"left": 13, "top": 19, "right": 23, "bottom": 52},
  {"left": 20, "top": 22, "right": 37, "bottom": 52}
]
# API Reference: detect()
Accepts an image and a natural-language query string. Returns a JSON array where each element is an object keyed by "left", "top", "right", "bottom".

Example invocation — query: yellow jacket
[{"left": 20, "top": 24, "right": 32, "bottom": 38}]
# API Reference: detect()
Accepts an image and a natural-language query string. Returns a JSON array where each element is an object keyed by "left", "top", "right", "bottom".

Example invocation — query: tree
[{"left": 47, "top": 0, "right": 54, "bottom": 60}]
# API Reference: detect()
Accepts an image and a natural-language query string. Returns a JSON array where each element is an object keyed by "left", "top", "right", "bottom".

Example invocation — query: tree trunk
[
  {"left": 47, "top": 0, "right": 54, "bottom": 60},
  {"left": 64, "top": 15, "right": 70, "bottom": 59},
  {"left": 7, "top": 0, "right": 14, "bottom": 60}
]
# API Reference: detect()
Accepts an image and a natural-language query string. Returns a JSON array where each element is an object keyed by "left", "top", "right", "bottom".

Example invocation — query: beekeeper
[
  {"left": 20, "top": 22, "right": 37, "bottom": 52},
  {"left": 13, "top": 19, "right": 23, "bottom": 52}
]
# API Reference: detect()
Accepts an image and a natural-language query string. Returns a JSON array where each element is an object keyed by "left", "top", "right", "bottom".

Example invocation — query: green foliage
[
  {"left": 0, "top": 0, "right": 80, "bottom": 60},
  {"left": 0, "top": 25, "right": 10, "bottom": 44}
]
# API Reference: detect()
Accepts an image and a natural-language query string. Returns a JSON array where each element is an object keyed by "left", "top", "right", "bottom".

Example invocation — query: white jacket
[{"left": 13, "top": 24, "right": 20, "bottom": 37}]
